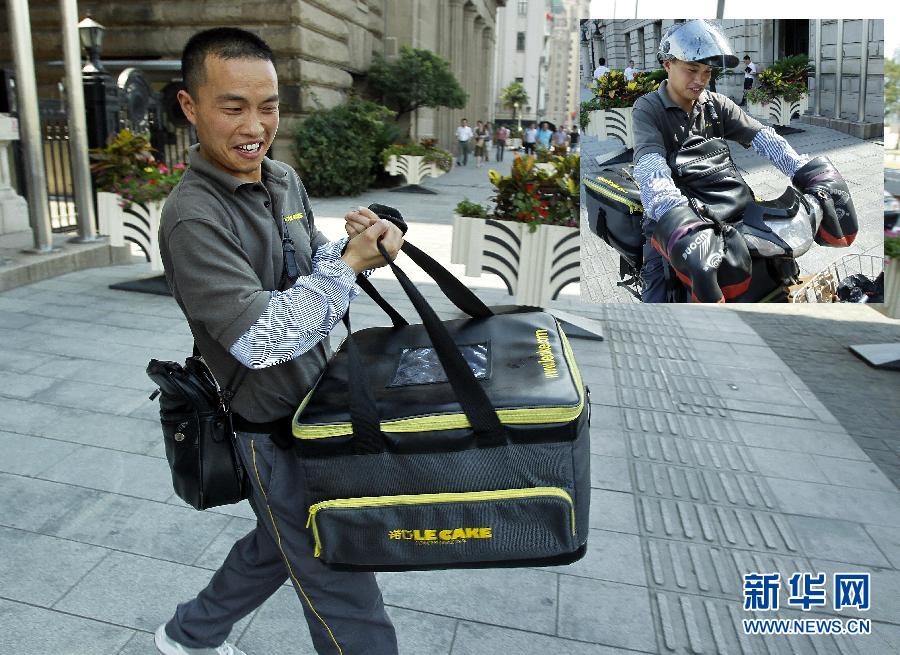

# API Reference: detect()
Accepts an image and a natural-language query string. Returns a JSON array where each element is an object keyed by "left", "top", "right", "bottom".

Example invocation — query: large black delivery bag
[{"left": 292, "top": 240, "right": 590, "bottom": 572}]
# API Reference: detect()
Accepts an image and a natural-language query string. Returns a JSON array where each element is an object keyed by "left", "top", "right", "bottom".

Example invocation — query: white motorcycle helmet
[{"left": 657, "top": 20, "right": 739, "bottom": 69}]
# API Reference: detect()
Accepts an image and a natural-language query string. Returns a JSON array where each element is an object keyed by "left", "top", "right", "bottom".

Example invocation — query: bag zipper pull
[{"left": 149, "top": 388, "right": 160, "bottom": 401}]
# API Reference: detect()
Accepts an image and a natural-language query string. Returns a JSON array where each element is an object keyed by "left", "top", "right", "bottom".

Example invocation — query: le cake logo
[
  {"left": 283, "top": 211, "right": 304, "bottom": 223},
  {"left": 387, "top": 527, "right": 493, "bottom": 544}
]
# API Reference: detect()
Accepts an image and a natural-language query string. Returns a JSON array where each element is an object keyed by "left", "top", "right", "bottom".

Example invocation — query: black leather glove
[
  {"left": 650, "top": 205, "right": 752, "bottom": 303},
  {"left": 791, "top": 156, "right": 857, "bottom": 247},
  {"left": 368, "top": 203, "right": 409, "bottom": 235}
]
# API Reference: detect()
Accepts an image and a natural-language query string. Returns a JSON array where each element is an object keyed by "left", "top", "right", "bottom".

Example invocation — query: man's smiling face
[
  {"left": 665, "top": 58, "right": 713, "bottom": 107},
  {"left": 178, "top": 55, "right": 279, "bottom": 183}
]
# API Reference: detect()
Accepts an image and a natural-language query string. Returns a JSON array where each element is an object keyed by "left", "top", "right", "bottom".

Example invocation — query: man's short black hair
[
  {"left": 743, "top": 54, "right": 751, "bottom": 60},
  {"left": 598, "top": 57, "right": 606, "bottom": 65},
  {"left": 181, "top": 27, "right": 275, "bottom": 96}
]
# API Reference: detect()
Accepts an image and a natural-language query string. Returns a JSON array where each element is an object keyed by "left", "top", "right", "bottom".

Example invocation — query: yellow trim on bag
[
  {"left": 293, "top": 320, "right": 585, "bottom": 440},
  {"left": 583, "top": 176, "right": 643, "bottom": 214},
  {"left": 250, "top": 440, "right": 343, "bottom": 654},
  {"left": 305, "top": 486, "right": 576, "bottom": 559}
]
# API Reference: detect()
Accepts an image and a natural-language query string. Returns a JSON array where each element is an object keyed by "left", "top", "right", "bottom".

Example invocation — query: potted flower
[
  {"left": 450, "top": 153, "right": 579, "bottom": 306},
  {"left": 579, "top": 70, "right": 662, "bottom": 147},
  {"left": 745, "top": 55, "right": 812, "bottom": 126},
  {"left": 381, "top": 140, "right": 452, "bottom": 191},
  {"left": 90, "top": 129, "right": 186, "bottom": 271}
]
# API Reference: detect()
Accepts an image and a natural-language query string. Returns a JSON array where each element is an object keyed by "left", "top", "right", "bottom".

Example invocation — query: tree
[
  {"left": 886, "top": 59, "right": 900, "bottom": 120},
  {"left": 368, "top": 46, "right": 467, "bottom": 127},
  {"left": 499, "top": 81, "right": 529, "bottom": 114}
]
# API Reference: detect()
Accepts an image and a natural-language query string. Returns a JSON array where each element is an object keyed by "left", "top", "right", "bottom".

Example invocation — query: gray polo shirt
[
  {"left": 632, "top": 79, "right": 764, "bottom": 164},
  {"left": 159, "top": 144, "right": 331, "bottom": 422}
]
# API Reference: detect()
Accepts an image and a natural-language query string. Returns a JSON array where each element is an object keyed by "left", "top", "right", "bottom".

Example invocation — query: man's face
[
  {"left": 461, "top": 120, "right": 468, "bottom": 127},
  {"left": 177, "top": 55, "right": 279, "bottom": 183},
  {"left": 665, "top": 59, "right": 712, "bottom": 104}
]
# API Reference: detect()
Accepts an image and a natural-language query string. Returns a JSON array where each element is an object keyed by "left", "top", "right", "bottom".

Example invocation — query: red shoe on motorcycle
[
  {"left": 791, "top": 156, "right": 858, "bottom": 247},
  {"left": 650, "top": 205, "right": 752, "bottom": 303}
]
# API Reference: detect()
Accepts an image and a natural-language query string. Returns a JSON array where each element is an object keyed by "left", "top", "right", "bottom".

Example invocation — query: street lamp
[
  {"left": 513, "top": 101, "right": 520, "bottom": 132},
  {"left": 78, "top": 15, "right": 105, "bottom": 73}
]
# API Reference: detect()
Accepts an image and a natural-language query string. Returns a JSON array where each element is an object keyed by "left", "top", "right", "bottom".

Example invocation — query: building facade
[
  {"left": 581, "top": 19, "right": 883, "bottom": 133},
  {"left": 0, "top": 0, "right": 504, "bottom": 163},
  {"left": 493, "top": 0, "right": 550, "bottom": 127}
]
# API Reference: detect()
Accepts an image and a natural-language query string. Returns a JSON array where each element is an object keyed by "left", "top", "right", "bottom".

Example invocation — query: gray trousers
[{"left": 165, "top": 432, "right": 398, "bottom": 654}]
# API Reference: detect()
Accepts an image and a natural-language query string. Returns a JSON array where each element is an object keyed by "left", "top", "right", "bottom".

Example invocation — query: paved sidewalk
[
  {"left": 1, "top": 259, "right": 899, "bottom": 654},
  {"left": 579, "top": 79, "right": 884, "bottom": 303}
]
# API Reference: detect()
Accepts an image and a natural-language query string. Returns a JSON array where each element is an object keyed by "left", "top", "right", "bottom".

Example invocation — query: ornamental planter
[
  {"left": 97, "top": 191, "right": 164, "bottom": 271},
  {"left": 450, "top": 214, "right": 580, "bottom": 306},
  {"left": 747, "top": 96, "right": 809, "bottom": 126},
  {"left": 384, "top": 154, "right": 447, "bottom": 187},
  {"left": 585, "top": 108, "right": 635, "bottom": 148}
]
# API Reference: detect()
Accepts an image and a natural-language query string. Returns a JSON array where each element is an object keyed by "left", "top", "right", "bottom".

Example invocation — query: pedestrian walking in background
[
  {"left": 456, "top": 117, "right": 474, "bottom": 165},
  {"left": 523, "top": 122, "right": 538, "bottom": 155},
  {"left": 552, "top": 124, "right": 570, "bottom": 155},
  {"left": 740, "top": 54, "right": 757, "bottom": 106},
  {"left": 593, "top": 57, "right": 611, "bottom": 80},
  {"left": 568, "top": 125, "right": 580, "bottom": 153},
  {"left": 624, "top": 60, "right": 638, "bottom": 81},
  {"left": 473, "top": 120, "right": 488, "bottom": 167},
  {"left": 483, "top": 122, "right": 493, "bottom": 164},
  {"left": 494, "top": 124, "right": 510, "bottom": 161},
  {"left": 536, "top": 121, "right": 553, "bottom": 151}
]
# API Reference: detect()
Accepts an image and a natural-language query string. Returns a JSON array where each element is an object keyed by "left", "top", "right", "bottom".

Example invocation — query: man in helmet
[{"left": 631, "top": 19, "right": 857, "bottom": 302}]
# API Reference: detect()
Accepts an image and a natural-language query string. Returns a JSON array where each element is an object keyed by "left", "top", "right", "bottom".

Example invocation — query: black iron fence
[
  {"left": 11, "top": 69, "right": 196, "bottom": 233},
  {"left": 39, "top": 99, "right": 78, "bottom": 232}
]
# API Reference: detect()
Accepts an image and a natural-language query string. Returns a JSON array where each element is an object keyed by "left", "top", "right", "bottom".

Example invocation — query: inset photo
[{"left": 579, "top": 19, "right": 885, "bottom": 303}]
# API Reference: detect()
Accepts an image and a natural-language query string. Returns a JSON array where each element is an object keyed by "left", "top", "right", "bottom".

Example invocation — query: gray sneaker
[{"left": 154, "top": 625, "right": 247, "bottom": 655}]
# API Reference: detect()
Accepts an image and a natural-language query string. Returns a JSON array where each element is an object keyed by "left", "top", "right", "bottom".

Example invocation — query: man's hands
[
  {"left": 344, "top": 206, "right": 378, "bottom": 239},
  {"left": 650, "top": 205, "right": 752, "bottom": 303},
  {"left": 791, "top": 156, "right": 858, "bottom": 247},
  {"left": 341, "top": 206, "right": 403, "bottom": 274}
]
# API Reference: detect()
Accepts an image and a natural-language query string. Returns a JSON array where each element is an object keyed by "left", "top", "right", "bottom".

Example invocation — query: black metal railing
[{"left": 39, "top": 99, "right": 78, "bottom": 233}]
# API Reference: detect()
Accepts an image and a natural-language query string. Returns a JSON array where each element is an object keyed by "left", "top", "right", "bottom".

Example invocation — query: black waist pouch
[
  {"left": 146, "top": 356, "right": 250, "bottom": 510},
  {"left": 293, "top": 241, "right": 591, "bottom": 572},
  {"left": 669, "top": 135, "right": 754, "bottom": 223}
]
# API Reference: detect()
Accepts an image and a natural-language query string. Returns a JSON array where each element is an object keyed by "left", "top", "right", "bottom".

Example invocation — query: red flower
[
  {"left": 149, "top": 180, "right": 158, "bottom": 185},
  {"left": 173, "top": 163, "right": 186, "bottom": 170},
  {"left": 525, "top": 184, "right": 534, "bottom": 192}
]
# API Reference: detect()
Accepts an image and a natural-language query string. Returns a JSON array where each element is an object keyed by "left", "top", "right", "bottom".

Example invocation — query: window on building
[
  {"left": 518, "top": 0, "right": 528, "bottom": 16},
  {"left": 517, "top": 32, "right": 526, "bottom": 51},
  {"left": 515, "top": 77, "right": 524, "bottom": 83}
]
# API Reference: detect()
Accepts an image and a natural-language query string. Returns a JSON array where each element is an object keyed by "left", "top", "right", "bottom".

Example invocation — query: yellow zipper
[
  {"left": 583, "top": 176, "right": 642, "bottom": 214},
  {"left": 305, "top": 487, "right": 576, "bottom": 558},
  {"left": 294, "top": 321, "right": 585, "bottom": 440}
]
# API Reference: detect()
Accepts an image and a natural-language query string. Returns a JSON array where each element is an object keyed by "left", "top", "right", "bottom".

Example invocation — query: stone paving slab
[{"left": 2, "top": 262, "right": 899, "bottom": 655}]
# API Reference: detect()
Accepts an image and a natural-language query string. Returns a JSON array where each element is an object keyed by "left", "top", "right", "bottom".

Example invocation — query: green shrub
[
  {"left": 454, "top": 198, "right": 489, "bottom": 218},
  {"left": 292, "top": 97, "right": 396, "bottom": 196},
  {"left": 886, "top": 236, "right": 900, "bottom": 260}
]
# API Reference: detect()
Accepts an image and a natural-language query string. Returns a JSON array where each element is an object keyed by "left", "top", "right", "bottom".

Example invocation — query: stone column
[
  {"left": 482, "top": 25, "right": 495, "bottom": 121},
  {"left": 442, "top": 0, "right": 465, "bottom": 150},
  {"left": 463, "top": 5, "right": 478, "bottom": 121}
]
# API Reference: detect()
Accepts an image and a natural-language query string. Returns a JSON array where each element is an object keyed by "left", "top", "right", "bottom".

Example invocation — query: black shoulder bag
[
  {"left": 146, "top": 349, "right": 250, "bottom": 510},
  {"left": 147, "top": 211, "right": 302, "bottom": 510}
]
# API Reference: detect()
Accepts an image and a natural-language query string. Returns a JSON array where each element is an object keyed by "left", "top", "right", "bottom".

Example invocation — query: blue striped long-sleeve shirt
[{"left": 229, "top": 236, "right": 364, "bottom": 369}]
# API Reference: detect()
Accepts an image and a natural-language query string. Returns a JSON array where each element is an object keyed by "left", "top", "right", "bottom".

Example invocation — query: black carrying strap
[
  {"left": 655, "top": 92, "right": 724, "bottom": 153},
  {"left": 341, "top": 242, "right": 505, "bottom": 451},
  {"left": 192, "top": 343, "right": 248, "bottom": 410}
]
